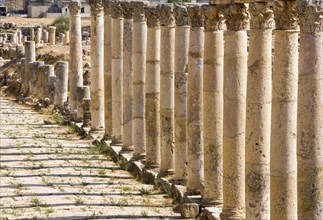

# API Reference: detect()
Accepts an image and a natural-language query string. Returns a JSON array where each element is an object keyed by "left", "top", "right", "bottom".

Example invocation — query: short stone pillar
[
  {"left": 83, "top": 97, "right": 91, "bottom": 128},
  {"left": 38, "top": 65, "right": 53, "bottom": 100},
  {"left": 55, "top": 61, "right": 69, "bottom": 107},
  {"left": 270, "top": 1, "right": 298, "bottom": 219},
  {"left": 42, "top": 30, "right": 49, "bottom": 43},
  {"left": 24, "top": 41, "right": 36, "bottom": 95},
  {"left": 48, "top": 26, "right": 56, "bottom": 46},
  {"left": 145, "top": 6, "right": 161, "bottom": 167},
  {"left": 173, "top": 4, "right": 189, "bottom": 182},
  {"left": 297, "top": 2, "right": 323, "bottom": 220},
  {"left": 186, "top": 5, "right": 204, "bottom": 193},
  {"left": 103, "top": 1, "right": 113, "bottom": 138},
  {"left": 221, "top": 4, "right": 249, "bottom": 220},
  {"left": 20, "top": 58, "right": 26, "bottom": 92},
  {"left": 30, "top": 61, "right": 45, "bottom": 96},
  {"left": 132, "top": 1, "right": 148, "bottom": 159},
  {"left": 48, "top": 75, "right": 56, "bottom": 104},
  {"left": 201, "top": 4, "right": 224, "bottom": 205},
  {"left": 111, "top": 1, "right": 124, "bottom": 143},
  {"left": 43, "top": 65, "right": 55, "bottom": 100},
  {"left": 89, "top": 0, "right": 105, "bottom": 131},
  {"left": 245, "top": 2, "right": 273, "bottom": 219},
  {"left": 158, "top": 3, "right": 175, "bottom": 174},
  {"left": 122, "top": 2, "right": 134, "bottom": 150},
  {"left": 77, "top": 86, "right": 91, "bottom": 121},
  {"left": 59, "top": 33, "right": 65, "bottom": 44},
  {"left": 16, "top": 30, "right": 22, "bottom": 45},
  {"left": 30, "top": 28, "right": 35, "bottom": 41},
  {"left": 63, "top": 30, "right": 70, "bottom": 45},
  {"left": 35, "top": 27, "right": 42, "bottom": 44},
  {"left": 69, "top": 0, "right": 83, "bottom": 119}
]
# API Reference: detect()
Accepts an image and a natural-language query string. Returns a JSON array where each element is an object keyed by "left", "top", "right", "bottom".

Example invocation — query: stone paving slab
[{"left": 0, "top": 96, "right": 181, "bottom": 219}]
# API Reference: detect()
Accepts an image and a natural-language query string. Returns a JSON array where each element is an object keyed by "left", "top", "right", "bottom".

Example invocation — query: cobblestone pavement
[{"left": 0, "top": 95, "right": 181, "bottom": 219}]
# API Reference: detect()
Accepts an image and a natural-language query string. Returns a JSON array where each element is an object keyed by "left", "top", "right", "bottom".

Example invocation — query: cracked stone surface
[{"left": 0, "top": 95, "right": 181, "bottom": 219}]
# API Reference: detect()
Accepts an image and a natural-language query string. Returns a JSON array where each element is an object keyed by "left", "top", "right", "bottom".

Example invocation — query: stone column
[
  {"left": 22, "top": 36, "right": 27, "bottom": 45},
  {"left": 221, "top": 4, "right": 249, "bottom": 220},
  {"left": 43, "top": 65, "right": 55, "bottom": 100},
  {"left": 145, "top": 6, "right": 160, "bottom": 167},
  {"left": 270, "top": 1, "right": 298, "bottom": 219},
  {"left": 111, "top": 1, "right": 124, "bottom": 143},
  {"left": 89, "top": 0, "right": 105, "bottom": 131},
  {"left": 48, "top": 75, "right": 56, "bottom": 104},
  {"left": 43, "top": 30, "right": 49, "bottom": 43},
  {"left": 83, "top": 97, "right": 92, "bottom": 128},
  {"left": 35, "top": 27, "right": 42, "bottom": 44},
  {"left": 20, "top": 58, "right": 26, "bottom": 93},
  {"left": 69, "top": 0, "right": 83, "bottom": 119},
  {"left": 59, "top": 33, "right": 65, "bottom": 44},
  {"left": 186, "top": 5, "right": 204, "bottom": 193},
  {"left": 297, "top": 2, "right": 323, "bottom": 220},
  {"left": 16, "top": 30, "right": 22, "bottom": 45},
  {"left": 48, "top": 26, "right": 56, "bottom": 46},
  {"left": 77, "top": 86, "right": 91, "bottom": 121},
  {"left": 30, "top": 61, "right": 45, "bottom": 96},
  {"left": 173, "top": 4, "right": 189, "bottom": 182},
  {"left": 37, "top": 65, "right": 46, "bottom": 100},
  {"left": 55, "top": 61, "right": 69, "bottom": 107},
  {"left": 103, "top": 1, "right": 113, "bottom": 138},
  {"left": 64, "top": 30, "right": 70, "bottom": 45},
  {"left": 122, "top": 2, "right": 134, "bottom": 150},
  {"left": 30, "top": 28, "right": 34, "bottom": 41},
  {"left": 201, "top": 4, "right": 224, "bottom": 205},
  {"left": 24, "top": 41, "right": 36, "bottom": 95},
  {"left": 158, "top": 4, "right": 175, "bottom": 174},
  {"left": 245, "top": 2, "right": 273, "bottom": 218},
  {"left": 132, "top": 1, "right": 148, "bottom": 159}
]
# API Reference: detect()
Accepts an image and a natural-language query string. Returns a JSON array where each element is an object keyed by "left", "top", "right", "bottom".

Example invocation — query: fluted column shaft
[
  {"left": 69, "top": 1, "right": 83, "bottom": 119},
  {"left": 159, "top": 4, "right": 175, "bottom": 174},
  {"left": 221, "top": 4, "right": 249, "bottom": 219},
  {"left": 202, "top": 4, "right": 224, "bottom": 205},
  {"left": 297, "top": 2, "right": 323, "bottom": 219},
  {"left": 187, "top": 5, "right": 204, "bottom": 193},
  {"left": 173, "top": 5, "right": 189, "bottom": 181},
  {"left": 89, "top": 0, "right": 105, "bottom": 131},
  {"left": 145, "top": 6, "right": 161, "bottom": 167}
]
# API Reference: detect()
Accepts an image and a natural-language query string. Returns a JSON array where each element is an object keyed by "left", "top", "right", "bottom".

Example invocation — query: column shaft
[
  {"left": 24, "top": 41, "right": 36, "bottom": 95},
  {"left": 55, "top": 61, "right": 69, "bottom": 106}
]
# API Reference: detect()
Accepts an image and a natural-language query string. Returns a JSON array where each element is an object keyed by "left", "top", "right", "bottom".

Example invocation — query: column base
[
  {"left": 144, "top": 162, "right": 160, "bottom": 169},
  {"left": 111, "top": 138, "right": 123, "bottom": 146},
  {"left": 121, "top": 145, "right": 134, "bottom": 152},
  {"left": 220, "top": 207, "right": 244, "bottom": 220},
  {"left": 132, "top": 153, "right": 146, "bottom": 160},
  {"left": 173, "top": 179, "right": 187, "bottom": 186},
  {"left": 101, "top": 134, "right": 112, "bottom": 142},
  {"left": 158, "top": 170, "right": 175, "bottom": 178},
  {"left": 201, "top": 198, "right": 222, "bottom": 207}
]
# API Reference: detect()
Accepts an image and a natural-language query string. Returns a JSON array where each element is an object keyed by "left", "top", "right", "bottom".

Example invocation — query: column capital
[
  {"left": 158, "top": 4, "right": 175, "bottom": 26},
  {"left": 145, "top": 6, "right": 160, "bottom": 27},
  {"left": 110, "top": 1, "right": 123, "bottom": 19},
  {"left": 68, "top": 0, "right": 82, "bottom": 15},
  {"left": 202, "top": 5, "right": 224, "bottom": 31},
  {"left": 122, "top": 2, "right": 134, "bottom": 19},
  {"left": 174, "top": 4, "right": 189, "bottom": 26},
  {"left": 132, "top": 1, "right": 148, "bottom": 22},
  {"left": 187, "top": 5, "right": 204, "bottom": 28},
  {"left": 87, "top": 0, "right": 104, "bottom": 14},
  {"left": 273, "top": 0, "right": 298, "bottom": 30},
  {"left": 250, "top": 2, "right": 274, "bottom": 29},
  {"left": 225, "top": 3, "right": 250, "bottom": 31},
  {"left": 298, "top": 2, "right": 323, "bottom": 33},
  {"left": 103, "top": 0, "right": 111, "bottom": 14},
  {"left": 48, "top": 26, "right": 56, "bottom": 33}
]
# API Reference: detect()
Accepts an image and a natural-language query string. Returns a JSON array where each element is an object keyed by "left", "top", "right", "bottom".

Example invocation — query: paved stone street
[{"left": 0, "top": 95, "right": 181, "bottom": 219}]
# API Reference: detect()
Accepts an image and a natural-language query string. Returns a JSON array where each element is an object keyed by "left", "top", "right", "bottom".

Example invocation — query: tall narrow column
[
  {"left": 20, "top": 58, "right": 26, "bottom": 93},
  {"left": 186, "top": 5, "right": 204, "bottom": 193},
  {"left": 132, "top": 1, "right": 148, "bottom": 159},
  {"left": 111, "top": 1, "right": 124, "bottom": 143},
  {"left": 158, "top": 4, "right": 175, "bottom": 174},
  {"left": 271, "top": 1, "right": 299, "bottom": 219},
  {"left": 42, "top": 30, "right": 49, "bottom": 44},
  {"left": 245, "top": 2, "right": 273, "bottom": 218},
  {"left": 30, "top": 28, "right": 34, "bottom": 41},
  {"left": 55, "top": 61, "right": 69, "bottom": 107},
  {"left": 297, "top": 2, "right": 323, "bottom": 219},
  {"left": 43, "top": 65, "right": 55, "bottom": 100},
  {"left": 122, "top": 2, "right": 134, "bottom": 150},
  {"left": 48, "top": 26, "right": 56, "bottom": 46},
  {"left": 30, "top": 61, "right": 45, "bottom": 96},
  {"left": 69, "top": 0, "right": 83, "bottom": 119},
  {"left": 145, "top": 6, "right": 161, "bottom": 167},
  {"left": 64, "top": 30, "right": 70, "bottom": 45},
  {"left": 24, "top": 41, "right": 36, "bottom": 95},
  {"left": 88, "top": 0, "right": 105, "bottom": 131},
  {"left": 201, "top": 4, "right": 224, "bottom": 205},
  {"left": 103, "top": 0, "right": 113, "bottom": 138},
  {"left": 173, "top": 5, "right": 189, "bottom": 182},
  {"left": 35, "top": 27, "right": 42, "bottom": 45},
  {"left": 221, "top": 4, "right": 249, "bottom": 219}
]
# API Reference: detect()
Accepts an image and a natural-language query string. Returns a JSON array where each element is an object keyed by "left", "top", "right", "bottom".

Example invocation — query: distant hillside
[{"left": 4, "top": 0, "right": 24, "bottom": 11}]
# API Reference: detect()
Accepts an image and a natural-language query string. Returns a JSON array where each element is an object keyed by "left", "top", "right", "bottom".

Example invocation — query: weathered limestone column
[
  {"left": 221, "top": 3, "right": 249, "bottom": 219},
  {"left": 24, "top": 41, "right": 36, "bottom": 95},
  {"left": 43, "top": 65, "right": 55, "bottom": 100},
  {"left": 30, "top": 28, "right": 34, "bottom": 41},
  {"left": 88, "top": 0, "right": 105, "bottom": 131},
  {"left": 64, "top": 30, "right": 70, "bottom": 45},
  {"left": 111, "top": 1, "right": 124, "bottom": 143},
  {"left": 69, "top": 0, "right": 83, "bottom": 119},
  {"left": 297, "top": 2, "right": 323, "bottom": 219},
  {"left": 20, "top": 58, "right": 26, "bottom": 92},
  {"left": 270, "top": 1, "right": 298, "bottom": 219},
  {"left": 158, "top": 4, "right": 175, "bottom": 174},
  {"left": 77, "top": 86, "right": 91, "bottom": 121},
  {"left": 48, "top": 75, "right": 56, "bottom": 104},
  {"left": 173, "top": 4, "right": 189, "bottom": 182},
  {"left": 37, "top": 65, "right": 46, "bottom": 100},
  {"left": 30, "top": 61, "right": 45, "bottom": 96},
  {"left": 22, "top": 36, "right": 27, "bottom": 45},
  {"left": 59, "top": 33, "right": 65, "bottom": 44},
  {"left": 186, "top": 5, "right": 204, "bottom": 193},
  {"left": 201, "top": 4, "right": 224, "bottom": 205},
  {"left": 55, "top": 61, "right": 69, "bottom": 106},
  {"left": 16, "top": 30, "right": 22, "bottom": 45},
  {"left": 122, "top": 2, "right": 134, "bottom": 150},
  {"left": 145, "top": 6, "right": 160, "bottom": 167},
  {"left": 83, "top": 97, "right": 92, "bottom": 127},
  {"left": 35, "top": 27, "right": 42, "bottom": 44},
  {"left": 48, "top": 26, "right": 56, "bottom": 46},
  {"left": 42, "top": 30, "right": 49, "bottom": 44},
  {"left": 245, "top": 2, "right": 273, "bottom": 218},
  {"left": 132, "top": 1, "right": 147, "bottom": 159},
  {"left": 103, "top": 1, "right": 113, "bottom": 138}
]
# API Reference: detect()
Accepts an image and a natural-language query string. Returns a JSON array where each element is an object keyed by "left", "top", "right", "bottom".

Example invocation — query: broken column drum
[{"left": 55, "top": 61, "right": 69, "bottom": 107}]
